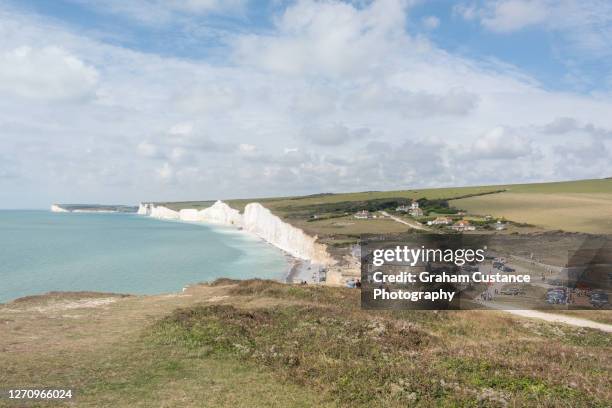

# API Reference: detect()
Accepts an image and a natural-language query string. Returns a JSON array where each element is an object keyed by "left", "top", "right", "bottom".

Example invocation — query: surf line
[{"left": 373, "top": 288, "right": 456, "bottom": 302}]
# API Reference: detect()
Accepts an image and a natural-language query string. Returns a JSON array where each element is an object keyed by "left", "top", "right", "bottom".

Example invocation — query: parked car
[
  {"left": 501, "top": 287, "right": 524, "bottom": 296},
  {"left": 502, "top": 266, "right": 515, "bottom": 273},
  {"left": 590, "top": 290, "right": 609, "bottom": 308},
  {"left": 547, "top": 287, "right": 565, "bottom": 293},
  {"left": 546, "top": 290, "right": 567, "bottom": 304}
]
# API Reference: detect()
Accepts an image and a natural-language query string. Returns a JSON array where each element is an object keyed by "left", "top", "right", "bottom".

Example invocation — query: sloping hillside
[{"left": 1, "top": 280, "right": 610, "bottom": 407}]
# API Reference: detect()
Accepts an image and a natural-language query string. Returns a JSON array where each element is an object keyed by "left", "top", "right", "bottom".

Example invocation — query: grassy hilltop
[
  {"left": 1, "top": 280, "right": 610, "bottom": 407},
  {"left": 162, "top": 178, "right": 612, "bottom": 241}
]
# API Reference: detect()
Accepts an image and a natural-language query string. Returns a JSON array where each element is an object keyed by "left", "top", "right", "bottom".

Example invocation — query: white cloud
[
  {"left": 0, "top": 46, "right": 98, "bottom": 101},
  {"left": 470, "top": 126, "right": 532, "bottom": 159},
  {"left": 137, "top": 141, "right": 160, "bottom": 158},
  {"left": 300, "top": 124, "right": 370, "bottom": 146},
  {"left": 455, "top": 1, "right": 612, "bottom": 57},
  {"left": 66, "top": 0, "right": 247, "bottom": 24},
  {"left": 1, "top": 0, "right": 612, "bottom": 207},
  {"left": 238, "top": 143, "right": 256, "bottom": 153},
  {"left": 421, "top": 16, "right": 440, "bottom": 30},
  {"left": 346, "top": 84, "right": 480, "bottom": 117},
  {"left": 481, "top": 0, "right": 549, "bottom": 32},
  {"left": 234, "top": 0, "right": 410, "bottom": 77},
  {"left": 156, "top": 162, "right": 175, "bottom": 182},
  {"left": 169, "top": 123, "right": 194, "bottom": 136}
]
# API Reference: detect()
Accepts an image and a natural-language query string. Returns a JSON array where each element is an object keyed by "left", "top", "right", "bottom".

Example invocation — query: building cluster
[
  {"left": 395, "top": 200, "right": 423, "bottom": 217},
  {"left": 354, "top": 210, "right": 377, "bottom": 219},
  {"left": 352, "top": 201, "right": 508, "bottom": 233},
  {"left": 450, "top": 219, "right": 475, "bottom": 231},
  {"left": 427, "top": 216, "right": 452, "bottom": 226}
]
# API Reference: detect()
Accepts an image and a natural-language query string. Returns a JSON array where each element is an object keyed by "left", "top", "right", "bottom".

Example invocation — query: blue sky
[
  {"left": 10, "top": 0, "right": 608, "bottom": 91},
  {"left": 0, "top": 0, "right": 611, "bottom": 208}
]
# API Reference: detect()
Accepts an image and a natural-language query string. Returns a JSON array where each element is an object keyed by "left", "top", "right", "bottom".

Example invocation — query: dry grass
[
  {"left": 453, "top": 192, "right": 612, "bottom": 233},
  {"left": 1, "top": 280, "right": 610, "bottom": 407},
  {"left": 291, "top": 215, "right": 412, "bottom": 236}
]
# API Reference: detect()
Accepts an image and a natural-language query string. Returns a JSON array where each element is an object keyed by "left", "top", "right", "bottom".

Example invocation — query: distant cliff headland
[{"left": 51, "top": 204, "right": 138, "bottom": 213}]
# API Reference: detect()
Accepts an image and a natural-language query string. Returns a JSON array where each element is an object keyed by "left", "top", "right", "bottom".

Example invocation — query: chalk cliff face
[
  {"left": 51, "top": 204, "right": 69, "bottom": 213},
  {"left": 140, "top": 201, "right": 333, "bottom": 266},
  {"left": 137, "top": 203, "right": 152, "bottom": 215},
  {"left": 197, "top": 201, "right": 243, "bottom": 226},
  {"left": 243, "top": 203, "right": 333, "bottom": 265},
  {"left": 149, "top": 205, "right": 180, "bottom": 220}
]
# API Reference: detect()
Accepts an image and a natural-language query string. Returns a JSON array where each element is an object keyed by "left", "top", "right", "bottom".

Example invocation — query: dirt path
[
  {"left": 475, "top": 263, "right": 612, "bottom": 333},
  {"left": 504, "top": 308, "right": 612, "bottom": 332},
  {"left": 380, "top": 211, "right": 429, "bottom": 231}
]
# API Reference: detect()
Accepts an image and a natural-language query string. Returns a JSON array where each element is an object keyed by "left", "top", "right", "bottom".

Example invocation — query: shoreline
[
  {"left": 285, "top": 257, "right": 321, "bottom": 284},
  {"left": 146, "top": 215, "right": 309, "bottom": 284},
  {"left": 140, "top": 203, "right": 330, "bottom": 284}
]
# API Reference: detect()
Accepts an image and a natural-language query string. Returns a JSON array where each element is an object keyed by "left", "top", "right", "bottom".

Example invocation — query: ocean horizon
[{"left": 0, "top": 210, "right": 288, "bottom": 303}]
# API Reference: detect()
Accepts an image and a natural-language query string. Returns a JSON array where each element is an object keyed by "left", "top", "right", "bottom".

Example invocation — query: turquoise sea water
[{"left": 0, "top": 211, "right": 288, "bottom": 303}]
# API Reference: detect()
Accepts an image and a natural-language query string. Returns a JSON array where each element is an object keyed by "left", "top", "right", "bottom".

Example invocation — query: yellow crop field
[{"left": 452, "top": 190, "right": 612, "bottom": 233}]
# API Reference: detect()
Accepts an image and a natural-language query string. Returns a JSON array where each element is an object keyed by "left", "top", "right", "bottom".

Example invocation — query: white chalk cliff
[
  {"left": 243, "top": 203, "right": 333, "bottom": 265},
  {"left": 150, "top": 205, "right": 180, "bottom": 220},
  {"left": 138, "top": 200, "right": 333, "bottom": 266},
  {"left": 137, "top": 203, "right": 152, "bottom": 215},
  {"left": 50, "top": 204, "right": 69, "bottom": 213},
  {"left": 189, "top": 201, "right": 242, "bottom": 226}
]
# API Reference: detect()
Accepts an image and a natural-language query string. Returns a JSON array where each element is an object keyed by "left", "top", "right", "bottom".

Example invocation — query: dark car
[
  {"left": 502, "top": 266, "right": 515, "bottom": 273},
  {"left": 590, "top": 291, "right": 609, "bottom": 308},
  {"left": 546, "top": 288, "right": 566, "bottom": 304},
  {"left": 501, "top": 287, "right": 524, "bottom": 296}
]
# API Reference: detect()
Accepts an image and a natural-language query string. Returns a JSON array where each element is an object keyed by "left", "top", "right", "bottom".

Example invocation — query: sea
[{"left": 0, "top": 210, "right": 288, "bottom": 303}]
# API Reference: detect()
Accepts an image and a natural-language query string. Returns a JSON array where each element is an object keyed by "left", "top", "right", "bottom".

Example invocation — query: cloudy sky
[{"left": 1, "top": 0, "right": 611, "bottom": 208}]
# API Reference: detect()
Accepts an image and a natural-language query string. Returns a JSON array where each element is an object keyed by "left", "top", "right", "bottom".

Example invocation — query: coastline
[
  {"left": 139, "top": 201, "right": 335, "bottom": 283},
  {"left": 285, "top": 257, "right": 321, "bottom": 284},
  {"left": 16, "top": 201, "right": 337, "bottom": 305},
  {"left": 135, "top": 214, "right": 311, "bottom": 284}
]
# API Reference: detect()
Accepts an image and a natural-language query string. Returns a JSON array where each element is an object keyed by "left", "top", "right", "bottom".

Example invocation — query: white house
[
  {"left": 354, "top": 210, "right": 371, "bottom": 219},
  {"left": 428, "top": 216, "right": 452, "bottom": 226},
  {"left": 409, "top": 201, "right": 423, "bottom": 217}
]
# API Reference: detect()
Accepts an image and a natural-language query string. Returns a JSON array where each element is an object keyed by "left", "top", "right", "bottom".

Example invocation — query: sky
[{"left": 1, "top": 0, "right": 611, "bottom": 208}]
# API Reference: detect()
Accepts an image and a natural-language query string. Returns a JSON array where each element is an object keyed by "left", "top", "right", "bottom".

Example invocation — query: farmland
[{"left": 451, "top": 179, "right": 612, "bottom": 234}]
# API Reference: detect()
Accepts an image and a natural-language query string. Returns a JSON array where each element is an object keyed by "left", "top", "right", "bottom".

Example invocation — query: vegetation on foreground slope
[{"left": 1, "top": 280, "right": 610, "bottom": 407}]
